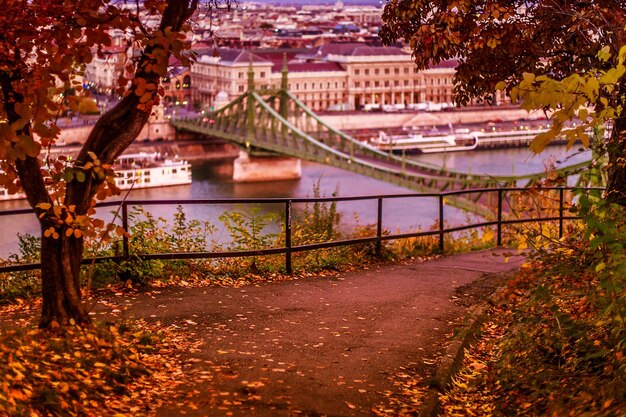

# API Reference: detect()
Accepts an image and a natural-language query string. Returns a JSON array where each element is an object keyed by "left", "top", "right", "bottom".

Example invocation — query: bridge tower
[
  {"left": 232, "top": 54, "right": 302, "bottom": 182},
  {"left": 246, "top": 58, "right": 256, "bottom": 142}
]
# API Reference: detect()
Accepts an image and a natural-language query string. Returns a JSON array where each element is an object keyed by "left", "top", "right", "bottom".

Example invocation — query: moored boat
[
  {"left": 370, "top": 130, "right": 478, "bottom": 154},
  {"left": 113, "top": 152, "right": 192, "bottom": 190},
  {"left": 472, "top": 125, "right": 551, "bottom": 148},
  {"left": 0, "top": 152, "right": 192, "bottom": 201}
]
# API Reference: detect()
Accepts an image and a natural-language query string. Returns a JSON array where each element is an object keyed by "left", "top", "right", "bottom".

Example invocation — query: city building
[
  {"left": 189, "top": 43, "right": 458, "bottom": 112},
  {"left": 162, "top": 59, "right": 193, "bottom": 107},
  {"left": 84, "top": 30, "right": 133, "bottom": 95}
]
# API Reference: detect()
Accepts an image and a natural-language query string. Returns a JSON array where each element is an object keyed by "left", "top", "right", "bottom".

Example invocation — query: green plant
[
  {"left": 219, "top": 205, "right": 278, "bottom": 273},
  {"left": 0, "top": 233, "right": 42, "bottom": 302}
]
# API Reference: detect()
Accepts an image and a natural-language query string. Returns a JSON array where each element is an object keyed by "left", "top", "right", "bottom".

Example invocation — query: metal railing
[{"left": 0, "top": 187, "right": 601, "bottom": 274}]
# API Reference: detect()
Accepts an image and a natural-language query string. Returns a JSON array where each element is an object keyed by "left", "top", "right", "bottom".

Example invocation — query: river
[{"left": 0, "top": 145, "right": 591, "bottom": 258}]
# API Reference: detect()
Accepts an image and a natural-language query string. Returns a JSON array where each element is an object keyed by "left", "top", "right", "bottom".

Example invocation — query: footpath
[{"left": 120, "top": 249, "right": 524, "bottom": 416}]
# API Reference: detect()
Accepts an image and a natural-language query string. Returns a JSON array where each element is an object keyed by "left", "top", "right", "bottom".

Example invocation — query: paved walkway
[{"left": 122, "top": 249, "right": 524, "bottom": 416}]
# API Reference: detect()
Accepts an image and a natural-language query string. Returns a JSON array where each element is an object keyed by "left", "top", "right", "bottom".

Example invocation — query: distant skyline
[{"left": 247, "top": 0, "right": 384, "bottom": 6}]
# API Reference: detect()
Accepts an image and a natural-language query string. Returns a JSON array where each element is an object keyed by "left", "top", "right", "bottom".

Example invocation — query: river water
[{"left": 0, "top": 145, "right": 590, "bottom": 258}]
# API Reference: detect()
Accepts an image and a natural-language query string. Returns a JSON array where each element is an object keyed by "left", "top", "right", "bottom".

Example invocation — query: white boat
[
  {"left": 0, "top": 152, "right": 192, "bottom": 201},
  {"left": 472, "top": 125, "right": 550, "bottom": 148},
  {"left": 370, "top": 130, "right": 478, "bottom": 154},
  {"left": 113, "top": 152, "right": 192, "bottom": 190},
  {"left": 471, "top": 123, "right": 603, "bottom": 148},
  {"left": 0, "top": 188, "right": 26, "bottom": 201}
]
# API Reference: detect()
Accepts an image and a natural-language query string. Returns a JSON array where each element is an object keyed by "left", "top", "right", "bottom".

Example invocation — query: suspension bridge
[{"left": 171, "top": 63, "right": 591, "bottom": 215}]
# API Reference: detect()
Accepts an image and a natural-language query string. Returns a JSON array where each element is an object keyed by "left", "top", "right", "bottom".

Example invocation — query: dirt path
[{"left": 120, "top": 249, "right": 524, "bottom": 416}]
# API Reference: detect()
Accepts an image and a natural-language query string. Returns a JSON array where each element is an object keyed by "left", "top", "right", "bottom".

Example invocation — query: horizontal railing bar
[
  {"left": 291, "top": 236, "right": 378, "bottom": 252},
  {"left": 0, "top": 255, "right": 127, "bottom": 273},
  {"left": 0, "top": 214, "right": 584, "bottom": 274},
  {"left": 0, "top": 208, "right": 35, "bottom": 216},
  {"left": 0, "top": 262, "right": 41, "bottom": 273},
  {"left": 0, "top": 185, "right": 598, "bottom": 274},
  {"left": 0, "top": 186, "right": 604, "bottom": 216},
  {"left": 138, "top": 247, "right": 286, "bottom": 260}
]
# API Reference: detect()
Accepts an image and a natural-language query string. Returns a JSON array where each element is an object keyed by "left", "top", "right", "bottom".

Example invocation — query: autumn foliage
[
  {"left": 0, "top": 0, "right": 211, "bottom": 327},
  {"left": 380, "top": 1, "right": 626, "bottom": 203},
  {"left": 0, "top": 319, "right": 188, "bottom": 417}
]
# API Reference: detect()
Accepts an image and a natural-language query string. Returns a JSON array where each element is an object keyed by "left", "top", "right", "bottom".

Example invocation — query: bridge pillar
[{"left": 233, "top": 151, "right": 302, "bottom": 182}]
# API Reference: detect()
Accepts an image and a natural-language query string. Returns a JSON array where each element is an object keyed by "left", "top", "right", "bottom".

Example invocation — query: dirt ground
[{"left": 106, "top": 249, "right": 524, "bottom": 416}]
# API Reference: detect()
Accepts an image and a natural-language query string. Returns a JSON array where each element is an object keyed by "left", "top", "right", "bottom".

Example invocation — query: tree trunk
[
  {"left": 606, "top": 115, "right": 626, "bottom": 206},
  {"left": 39, "top": 226, "right": 90, "bottom": 328},
  {"left": 0, "top": 0, "right": 201, "bottom": 329}
]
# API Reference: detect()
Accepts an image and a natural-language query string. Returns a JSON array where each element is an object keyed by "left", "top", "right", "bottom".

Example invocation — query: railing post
[
  {"left": 376, "top": 197, "right": 383, "bottom": 257},
  {"left": 439, "top": 194, "right": 444, "bottom": 252},
  {"left": 497, "top": 189, "right": 503, "bottom": 246},
  {"left": 285, "top": 200, "right": 292, "bottom": 274},
  {"left": 122, "top": 201, "right": 129, "bottom": 260},
  {"left": 559, "top": 187, "right": 564, "bottom": 239}
]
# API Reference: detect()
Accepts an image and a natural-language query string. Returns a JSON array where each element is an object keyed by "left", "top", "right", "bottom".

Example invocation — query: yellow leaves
[
  {"left": 598, "top": 45, "right": 611, "bottom": 62},
  {"left": 511, "top": 46, "right": 626, "bottom": 155},
  {"left": 599, "top": 66, "right": 626, "bottom": 87},
  {"left": 77, "top": 98, "right": 100, "bottom": 115},
  {"left": 1, "top": 320, "right": 188, "bottom": 417},
  {"left": 37, "top": 202, "right": 52, "bottom": 211},
  {"left": 44, "top": 227, "right": 60, "bottom": 240},
  {"left": 482, "top": 228, "right": 494, "bottom": 243}
]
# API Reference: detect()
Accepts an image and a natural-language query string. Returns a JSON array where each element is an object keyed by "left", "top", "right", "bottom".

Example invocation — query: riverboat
[
  {"left": 471, "top": 122, "right": 604, "bottom": 149},
  {"left": 0, "top": 152, "right": 192, "bottom": 201},
  {"left": 113, "top": 152, "right": 192, "bottom": 190},
  {"left": 0, "top": 188, "right": 26, "bottom": 201},
  {"left": 472, "top": 125, "right": 551, "bottom": 148},
  {"left": 370, "top": 130, "right": 478, "bottom": 154}
]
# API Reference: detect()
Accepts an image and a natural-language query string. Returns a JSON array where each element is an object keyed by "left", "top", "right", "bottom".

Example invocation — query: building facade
[{"left": 189, "top": 44, "right": 460, "bottom": 112}]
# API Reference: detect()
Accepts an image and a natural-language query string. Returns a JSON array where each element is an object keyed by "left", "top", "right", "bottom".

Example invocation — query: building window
[
  {"left": 394, "top": 80, "right": 399, "bottom": 86},
  {"left": 365, "top": 69, "right": 370, "bottom": 75},
  {"left": 335, "top": 82, "right": 338, "bottom": 88},
  {"left": 384, "top": 81, "right": 389, "bottom": 87},
  {"left": 375, "top": 69, "right": 379, "bottom": 75},
  {"left": 385, "top": 68, "right": 390, "bottom": 75},
  {"left": 238, "top": 85, "right": 244, "bottom": 92},
  {"left": 260, "top": 72, "right": 266, "bottom": 78},
  {"left": 238, "top": 72, "right": 244, "bottom": 79},
  {"left": 395, "top": 68, "right": 400, "bottom": 75},
  {"left": 375, "top": 81, "right": 379, "bottom": 87},
  {"left": 365, "top": 81, "right": 370, "bottom": 87},
  {"left": 355, "top": 82, "right": 360, "bottom": 87},
  {"left": 304, "top": 83, "right": 307, "bottom": 89},
  {"left": 355, "top": 69, "right": 360, "bottom": 75}
]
